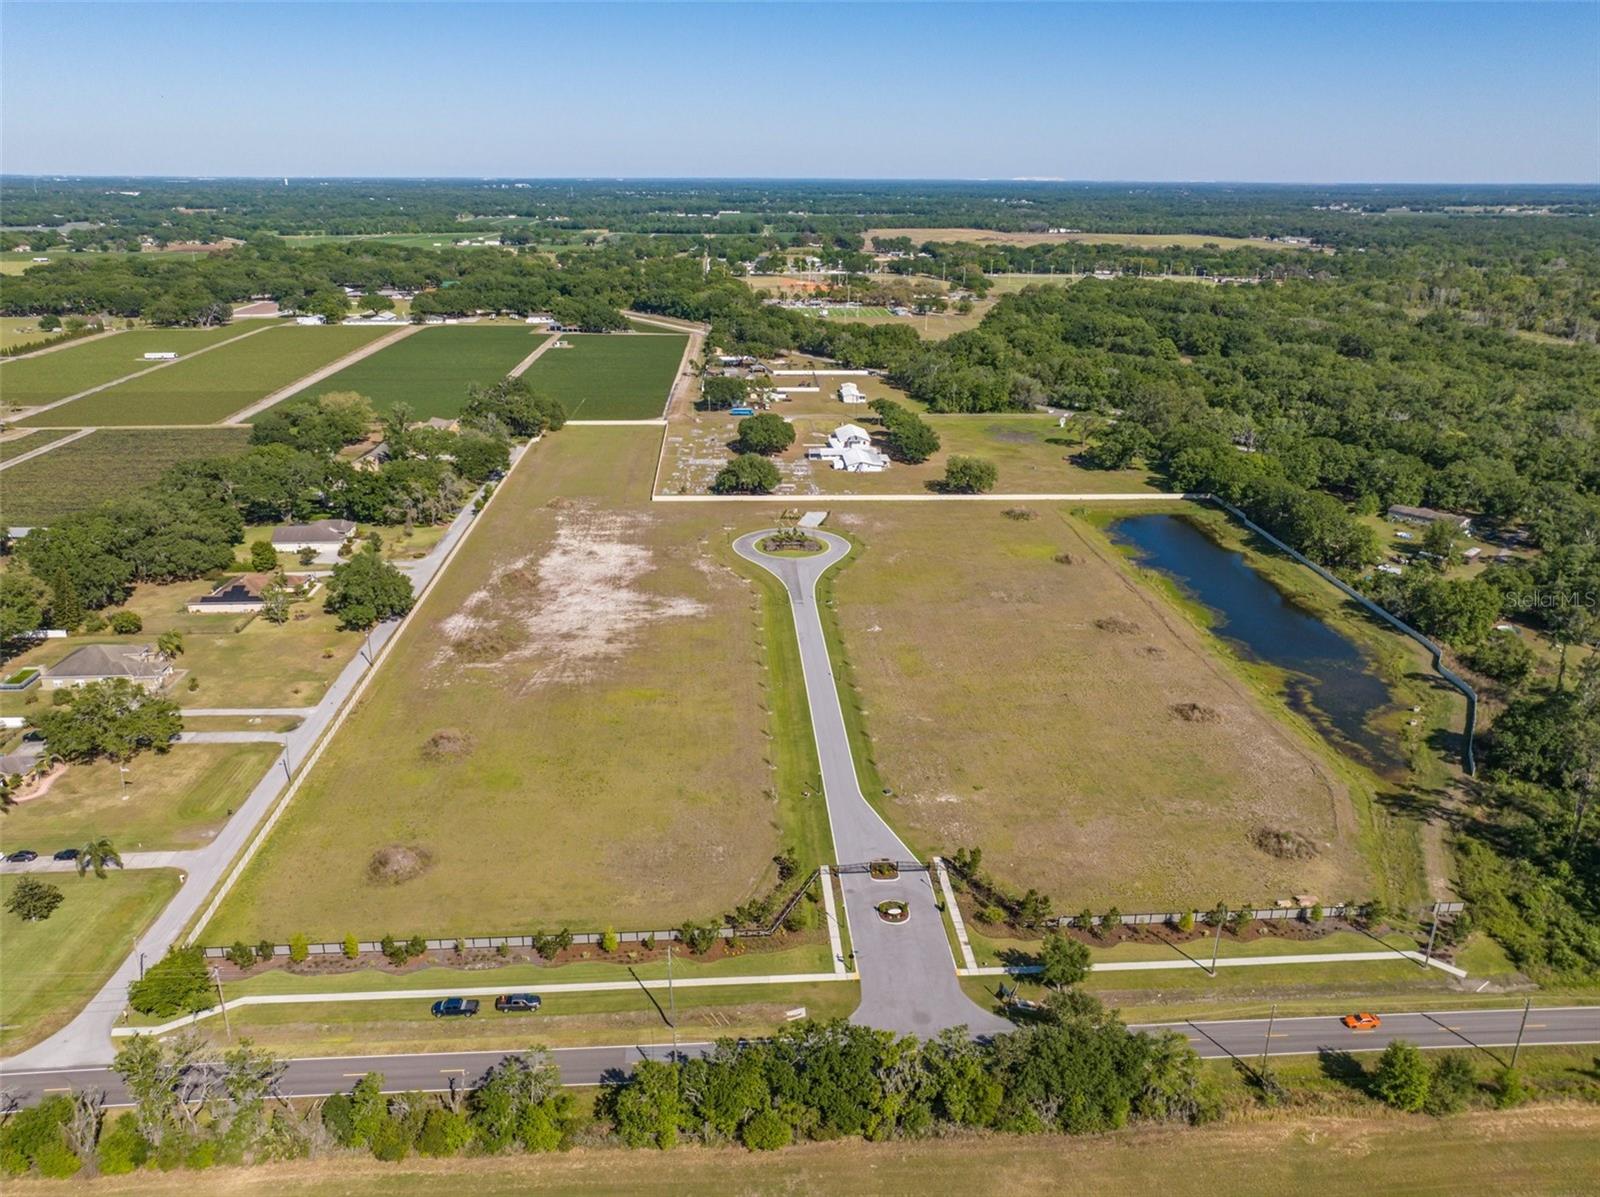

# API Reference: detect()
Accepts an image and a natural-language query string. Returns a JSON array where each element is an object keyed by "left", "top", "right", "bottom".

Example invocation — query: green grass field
[
  {"left": 0, "top": 316, "right": 76, "bottom": 351},
  {"left": 300, "top": 325, "right": 546, "bottom": 418},
  {"left": 0, "top": 427, "right": 250, "bottom": 526},
  {"left": 0, "top": 326, "right": 252, "bottom": 410},
  {"left": 0, "top": 744, "right": 279, "bottom": 855},
  {"left": 519, "top": 332, "right": 686, "bottom": 419},
  {"left": 0, "top": 427, "right": 79, "bottom": 463},
  {"left": 203, "top": 426, "right": 813, "bottom": 943},
  {"left": 0, "top": 869, "right": 180, "bottom": 1055},
  {"left": 26, "top": 325, "right": 392, "bottom": 426}
]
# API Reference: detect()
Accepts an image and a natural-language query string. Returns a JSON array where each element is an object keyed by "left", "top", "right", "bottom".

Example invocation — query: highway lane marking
[{"left": 440, "top": 1068, "right": 466, "bottom": 1074}]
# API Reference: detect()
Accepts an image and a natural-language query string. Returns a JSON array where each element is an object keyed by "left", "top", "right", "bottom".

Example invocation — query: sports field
[
  {"left": 0, "top": 744, "right": 279, "bottom": 855},
  {"left": 302, "top": 325, "right": 547, "bottom": 418},
  {"left": 0, "top": 427, "right": 250, "bottom": 526},
  {"left": 519, "top": 332, "right": 687, "bottom": 419},
  {"left": 0, "top": 326, "right": 252, "bottom": 410},
  {"left": 24, "top": 325, "right": 391, "bottom": 426},
  {"left": 820, "top": 502, "right": 1373, "bottom": 910},
  {"left": 203, "top": 426, "right": 804, "bottom": 942},
  {"left": 0, "top": 869, "right": 180, "bottom": 1056}
]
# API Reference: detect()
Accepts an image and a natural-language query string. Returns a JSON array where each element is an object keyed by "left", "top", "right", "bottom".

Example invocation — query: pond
[{"left": 1107, "top": 513, "right": 1406, "bottom": 777}]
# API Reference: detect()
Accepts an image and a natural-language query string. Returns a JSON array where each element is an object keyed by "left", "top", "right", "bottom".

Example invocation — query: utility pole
[
  {"left": 1210, "top": 912, "right": 1224, "bottom": 977},
  {"left": 1260, "top": 1003, "right": 1277, "bottom": 1076},
  {"left": 1420, "top": 901, "right": 1441, "bottom": 969},
  {"left": 666, "top": 941, "right": 678, "bottom": 1060},
  {"left": 212, "top": 967, "right": 232, "bottom": 1040},
  {"left": 1510, "top": 997, "right": 1532, "bottom": 1068}
]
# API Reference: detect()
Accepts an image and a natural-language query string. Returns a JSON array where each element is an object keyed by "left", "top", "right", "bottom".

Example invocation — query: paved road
[
  {"left": 734, "top": 531, "right": 1009, "bottom": 1037},
  {"left": 3, "top": 1007, "right": 1592, "bottom": 1107},
  {"left": 0, "top": 450, "right": 521, "bottom": 1072}
]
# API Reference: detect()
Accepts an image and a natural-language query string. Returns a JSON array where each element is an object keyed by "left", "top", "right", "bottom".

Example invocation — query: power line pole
[
  {"left": 666, "top": 941, "right": 678, "bottom": 1060},
  {"left": 1209, "top": 911, "right": 1224, "bottom": 977},
  {"left": 1260, "top": 1003, "right": 1277, "bottom": 1076},
  {"left": 1510, "top": 997, "right": 1532, "bottom": 1069},
  {"left": 211, "top": 967, "right": 232, "bottom": 1040},
  {"left": 1420, "top": 901, "right": 1441, "bottom": 969}
]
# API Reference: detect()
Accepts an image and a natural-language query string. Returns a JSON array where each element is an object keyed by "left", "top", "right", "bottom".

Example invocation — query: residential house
[
  {"left": 1386, "top": 505, "right": 1473, "bottom": 534},
  {"left": 186, "top": 573, "right": 318, "bottom": 615},
  {"left": 42, "top": 644, "right": 174, "bottom": 691},
  {"left": 806, "top": 424, "right": 890, "bottom": 472},
  {"left": 838, "top": 382, "right": 867, "bottom": 405},
  {"left": 272, "top": 519, "right": 356, "bottom": 558}
]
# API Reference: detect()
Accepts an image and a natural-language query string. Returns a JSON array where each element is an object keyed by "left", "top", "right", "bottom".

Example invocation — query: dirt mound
[
  {"left": 1171, "top": 702, "right": 1222, "bottom": 724},
  {"left": 421, "top": 729, "right": 474, "bottom": 760},
  {"left": 545, "top": 496, "right": 576, "bottom": 509},
  {"left": 1252, "top": 827, "right": 1320, "bottom": 861},
  {"left": 1054, "top": 552, "right": 1078, "bottom": 565},
  {"left": 367, "top": 844, "right": 435, "bottom": 885},
  {"left": 1094, "top": 616, "right": 1140, "bottom": 634},
  {"left": 1002, "top": 507, "right": 1038, "bottom": 521}
]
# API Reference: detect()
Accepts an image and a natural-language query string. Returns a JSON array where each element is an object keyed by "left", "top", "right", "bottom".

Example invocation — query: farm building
[
  {"left": 272, "top": 519, "right": 356, "bottom": 556},
  {"left": 186, "top": 572, "right": 318, "bottom": 615},
  {"left": 1387, "top": 505, "right": 1473, "bottom": 533},
  {"left": 42, "top": 644, "right": 173, "bottom": 691},
  {"left": 806, "top": 424, "right": 889, "bottom": 473},
  {"left": 838, "top": 382, "right": 866, "bottom": 405},
  {"left": 141, "top": 351, "right": 178, "bottom": 361}
]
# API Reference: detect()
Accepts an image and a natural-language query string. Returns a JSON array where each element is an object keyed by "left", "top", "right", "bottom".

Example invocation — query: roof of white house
[
  {"left": 272, "top": 519, "right": 356, "bottom": 544},
  {"left": 833, "top": 423, "right": 872, "bottom": 445},
  {"left": 47, "top": 643, "right": 170, "bottom": 681}
]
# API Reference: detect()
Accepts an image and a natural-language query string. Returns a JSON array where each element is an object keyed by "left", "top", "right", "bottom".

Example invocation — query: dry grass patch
[{"left": 824, "top": 504, "right": 1369, "bottom": 909}]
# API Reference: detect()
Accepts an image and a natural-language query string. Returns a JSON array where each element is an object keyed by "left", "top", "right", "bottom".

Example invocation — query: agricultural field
[
  {"left": 0, "top": 577, "right": 361, "bottom": 713},
  {"left": 519, "top": 332, "right": 688, "bottom": 419},
  {"left": 865, "top": 226, "right": 1312, "bottom": 250},
  {"left": 203, "top": 425, "right": 810, "bottom": 943},
  {"left": 300, "top": 325, "right": 547, "bottom": 418},
  {"left": 0, "top": 869, "right": 180, "bottom": 1055},
  {"left": 0, "top": 325, "right": 253, "bottom": 411},
  {"left": 0, "top": 426, "right": 79, "bottom": 464},
  {"left": 0, "top": 427, "right": 250, "bottom": 526},
  {"left": 819, "top": 502, "right": 1375, "bottom": 910},
  {"left": 25, "top": 324, "right": 392, "bottom": 426},
  {"left": 0, "top": 744, "right": 279, "bottom": 855},
  {"left": 658, "top": 381, "right": 1157, "bottom": 496}
]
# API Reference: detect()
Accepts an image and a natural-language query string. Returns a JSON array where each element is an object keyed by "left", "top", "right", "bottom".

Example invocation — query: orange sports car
[{"left": 1342, "top": 1012, "right": 1382, "bottom": 1031}]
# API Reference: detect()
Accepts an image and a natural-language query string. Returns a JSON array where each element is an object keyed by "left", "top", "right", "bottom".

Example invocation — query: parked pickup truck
[
  {"left": 494, "top": 993, "right": 543, "bottom": 1013},
  {"left": 430, "top": 997, "right": 480, "bottom": 1018}
]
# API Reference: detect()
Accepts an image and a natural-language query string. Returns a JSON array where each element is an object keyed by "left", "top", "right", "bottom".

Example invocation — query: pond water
[{"left": 1107, "top": 513, "right": 1406, "bottom": 777}]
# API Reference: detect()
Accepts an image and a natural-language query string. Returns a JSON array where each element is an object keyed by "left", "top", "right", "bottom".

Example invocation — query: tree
[
  {"left": 156, "top": 631, "right": 184, "bottom": 660},
  {"left": 736, "top": 412, "right": 795, "bottom": 455},
  {"left": 324, "top": 548, "right": 415, "bottom": 631},
  {"left": 5, "top": 876, "right": 64, "bottom": 921},
  {"left": 35, "top": 679, "right": 182, "bottom": 763},
  {"left": 1372, "top": 1040, "right": 1431, "bottom": 1112},
  {"left": 76, "top": 837, "right": 124, "bottom": 879},
  {"left": 48, "top": 567, "right": 84, "bottom": 631},
  {"left": 712, "top": 454, "right": 780, "bottom": 495},
  {"left": 127, "top": 946, "right": 212, "bottom": 1017},
  {"left": 698, "top": 376, "right": 749, "bottom": 411},
  {"left": 259, "top": 581, "right": 291, "bottom": 624},
  {"left": 306, "top": 290, "right": 349, "bottom": 323},
  {"left": 248, "top": 540, "right": 278, "bottom": 571},
  {"left": 361, "top": 292, "right": 395, "bottom": 316},
  {"left": 107, "top": 610, "right": 143, "bottom": 634},
  {"left": 1038, "top": 932, "right": 1091, "bottom": 989},
  {"left": 1425, "top": 1052, "right": 1477, "bottom": 1115},
  {"left": 942, "top": 455, "right": 998, "bottom": 493},
  {"left": 1420, "top": 519, "right": 1459, "bottom": 569},
  {"left": 0, "top": 571, "right": 46, "bottom": 646}
]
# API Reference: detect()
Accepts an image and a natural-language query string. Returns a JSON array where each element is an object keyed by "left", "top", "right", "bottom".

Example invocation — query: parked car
[
  {"left": 494, "top": 993, "right": 542, "bottom": 1013},
  {"left": 1342, "top": 1011, "right": 1382, "bottom": 1031},
  {"left": 430, "top": 997, "right": 480, "bottom": 1018},
  {"left": 5, "top": 849, "right": 38, "bottom": 863},
  {"left": 52, "top": 848, "right": 80, "bottom": 862}
]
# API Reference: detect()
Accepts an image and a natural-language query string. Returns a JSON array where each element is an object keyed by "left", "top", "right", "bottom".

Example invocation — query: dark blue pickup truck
[{"left": 430, "top": 997, "right": 480, "bottom": 1018}]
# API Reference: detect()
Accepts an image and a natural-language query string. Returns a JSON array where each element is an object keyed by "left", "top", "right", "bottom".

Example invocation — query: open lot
[
  {"left": 519, "top": 332, "right": 687, "bottom": 419},
  {"left": 0, "top": 316, "right": 77, "bottom": 351},
  {"left": 11, "top": 1108, "right": 1595, "bottom": 1196},
  {"left": 0, "top": 743, "right": 279, "bottom": 854},
  {"left": 819, "top": 502, "right": 1373, "bottom": 910},
  {"left": 0, "top": 869, "right": 180, "bottom": 1055},
  {"left": 658, "top": 381, "right": 1156, "bottom": 496},
  {"left": 0, "top": 427, "right": 251, "bottom": 526},
  {"left": 204, "top": 426, "right": 813, "bottom": 942},
  {"left": 0, "top": 326, "right": 252, "bottom": 410},
  {"left": 299, "top": 325, "right": 547, "bottom": 419},
  {"left": 26, "top": 324, "right": 392, "bottom": 426},
  {"left": 866, "top": 226, "right": 1312, "bottom": 251}
]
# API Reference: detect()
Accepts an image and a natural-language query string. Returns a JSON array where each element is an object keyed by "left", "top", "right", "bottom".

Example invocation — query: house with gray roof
[
  {"left": 42, "top": 644, "right": 174, "bottom": 691},
  {"left": 272, "top": 519, "right": 356, "bottom": 559}
]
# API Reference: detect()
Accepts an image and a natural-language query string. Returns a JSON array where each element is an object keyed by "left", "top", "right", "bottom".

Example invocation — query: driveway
[{"left": 734, "top": 531, "right": 1009, "bottom": 1037}]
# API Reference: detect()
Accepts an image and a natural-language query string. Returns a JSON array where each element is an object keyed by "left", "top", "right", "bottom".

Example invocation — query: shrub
[
  {"left": 127, "top": 945, "right": 211, "bottom": 1017},
  {"left": 406, "top": 933, "right": 427, "bottom": 959},
  {"left": 942, "top": 455, "right": 998, "bottom": 493},
  {"left": 343, "top": 933, "right": 360, "bottom": 959},
  {"left": 288, "top": 933, "right": 309, "bottom": 963},
  {"left": 532, "top": 928, "right": 574, "bottom": 961},
  {"left": 1175, "top": 910, "right": 1196, "bottom": 933},
  {"left": 0, "top": 1095, "right": 78, "bottom": 1178},
  {"left": 678, "top": 921, "right": 719, "bottom": 955},
  {"left": 417, "top": 1108, "right": 472, "bottom": 1157},
  {"left": 740, "top": 1108, "right": 792, "bottom": 1151},
  {"left": 1372, "top": 1040, "right": 1431, "bottom": 1112},
  {"left": 380, "top": 934, "right": 408, "bottom": 966},
  {"left": 256, "top": 938, "right": 277, "bottom": 963},
  {"left": 1101, "top": 906, "right": 1123, "bottom": 933},
  {"left": 108, "top": 610, "right": 143, "bottom": 634},
  {"left": 4, "top": 876, "right": 64, "bottom": 922},
  {"left": 1493, "top": 1066, "right": 1529, "bottom": 1108},
  {"left": 712, "top": 453, "right": 780, "bottom": 495},
  {"left": 1425, "top": 1052, "right": 1477, "bottom": 1115},
  {"left": 96, "top": 1117, "right": 151, "bottom": 1175},
  {"left": 1307, "top": 903, "right": 1324, "bottom": 923},
  {"left": 249, "top": 540, "right": 279, "bottom": 571},
  {"left": 600, "top": 928, "right": 619, "bottom": 953},
  {"left": 226, "top": 941, "right": 258, "bottom": 970}
]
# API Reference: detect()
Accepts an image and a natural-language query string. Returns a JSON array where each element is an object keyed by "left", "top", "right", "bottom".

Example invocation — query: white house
[
  {"left": 806, "top": 424, "right": 889, "bottom": 472},
  {"left": 272, "top": 519, "right": 356, "bottom": 559},
  {"left": 838, "top": 382, "right": 866, "bottom": 405}
]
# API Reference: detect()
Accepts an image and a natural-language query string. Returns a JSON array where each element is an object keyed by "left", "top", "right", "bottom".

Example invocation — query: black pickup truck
[{"left": 430, "top": 997, "right": 480, "bottom": 1018}]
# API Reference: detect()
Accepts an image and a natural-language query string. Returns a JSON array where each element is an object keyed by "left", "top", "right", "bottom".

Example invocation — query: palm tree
[
  {"left": 76, "top": 837, "right": 124, "bottom": 879},
  {"left": 156, "top": 631, "right": 184, "bottom": 660}
]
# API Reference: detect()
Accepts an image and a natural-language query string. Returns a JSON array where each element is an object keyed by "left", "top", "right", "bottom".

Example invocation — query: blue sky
[{"left": 2, "top": 2, "right": 1595, "bottom": 182}]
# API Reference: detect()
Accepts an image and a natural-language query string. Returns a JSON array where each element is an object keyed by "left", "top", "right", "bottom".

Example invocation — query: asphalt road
[
  {"left": 735, "top": 530, "right": 1010, "bottom": 1038},
  {"left": 3, "top": 1007, "right": 1592, "bottom": 1108}
]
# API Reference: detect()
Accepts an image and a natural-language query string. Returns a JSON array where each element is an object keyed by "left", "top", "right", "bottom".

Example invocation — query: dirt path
[
  {"left": 0, "top": 327, "right": 122, "bottom": 362},
  {"left": 0, "top": 426, "right": 96, "bottom": 472},
  {"left": 222, "top": 323, "right": 421, "bottom": 423},
  {"left": 8, "top": 324, "right": 271, "bottom": 423},
  {"left": 506, "top": 332, "right": 562, "bottom": 378}
]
